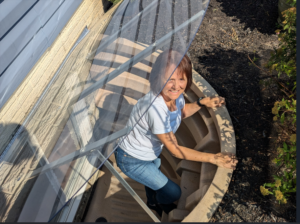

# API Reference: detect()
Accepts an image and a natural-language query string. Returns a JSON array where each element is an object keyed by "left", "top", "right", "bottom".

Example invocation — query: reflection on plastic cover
[{"left": 0, "top": 0, "right": 209, "bottom": 222}]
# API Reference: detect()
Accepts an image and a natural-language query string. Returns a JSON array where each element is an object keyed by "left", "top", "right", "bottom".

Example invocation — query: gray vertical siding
[{"left": 0, "top": 0, "right": 83, "bottom": 110}]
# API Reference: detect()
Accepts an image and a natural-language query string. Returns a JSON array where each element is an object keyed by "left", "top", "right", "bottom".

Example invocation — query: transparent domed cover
[{"left": 0, "top": 0, "right": 209, "bottom": 222}]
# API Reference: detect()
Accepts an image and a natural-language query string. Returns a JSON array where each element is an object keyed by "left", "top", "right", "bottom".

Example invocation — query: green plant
[
  {"left": 261, "top": 96, "right": 297, "bottom": 204},
  {"left": 260, "top": 0, "right": 296, "bottom": 204},
  {"left": 108, "top": 0, "right": 136, "bottom": 5},
  {"left": 272, "top": 98, "right": 296, "bottom": 124},
  {"left": 267, "top": 4, "right": 296, "bottom": 86},
  {"left": 260, "top": 137, "right": 296, "bottom": 204},
  {"left": 108, "top": 0, "right": 122, "bottom": 5}
]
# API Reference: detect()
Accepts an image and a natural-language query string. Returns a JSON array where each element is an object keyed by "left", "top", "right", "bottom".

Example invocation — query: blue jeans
[{"left": 115, "top": 147, "right": 181, "bottom": 204}]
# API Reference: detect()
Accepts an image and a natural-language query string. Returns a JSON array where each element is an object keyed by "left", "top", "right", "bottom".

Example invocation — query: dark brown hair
[{"left": 149, "top": 49, "right": 192, "bottom": 94}]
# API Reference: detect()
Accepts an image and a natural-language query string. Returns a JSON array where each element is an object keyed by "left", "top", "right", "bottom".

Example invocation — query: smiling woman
[
  {"left": 0, "top": 0, "right": 238, "bottom": 221},
  {"left": 115, "top": 49, "right": 237, "bottom": 217},
  {"left": 149, "top": 50, "right": 192, "bottom": 96}
]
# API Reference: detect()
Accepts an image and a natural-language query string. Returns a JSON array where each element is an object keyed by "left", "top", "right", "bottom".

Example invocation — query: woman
[{"left": 115, "top": 50, "right": 238, "bottom": 216}]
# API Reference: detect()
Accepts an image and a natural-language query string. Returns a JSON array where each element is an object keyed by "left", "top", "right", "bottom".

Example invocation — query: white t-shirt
[{"left": 119, "top": 91, "right": 185, "bottom": 161}]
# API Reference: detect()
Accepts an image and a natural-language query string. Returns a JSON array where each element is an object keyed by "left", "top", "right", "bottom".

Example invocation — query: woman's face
[{"left": 160, "top": 64, "right": 187, "bottom": 102}]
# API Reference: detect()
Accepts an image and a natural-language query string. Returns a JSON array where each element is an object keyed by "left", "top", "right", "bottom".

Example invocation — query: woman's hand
[
  {"left": 211, "top": 152, "right": 238, "bottom": 170},
  {"left": 201, "top": 96, "right": 226, "bottom": 108},
  {"left": 182, "top": 96, "right": 225, "bottom": 119},
  {"left": 156, "top": 132, "right": 238, "bottom": 170}
]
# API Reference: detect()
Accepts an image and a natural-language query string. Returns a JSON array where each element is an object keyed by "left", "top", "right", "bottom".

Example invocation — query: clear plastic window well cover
[{"left": 0, "top": 0, "right": 209, "bottom": 222}]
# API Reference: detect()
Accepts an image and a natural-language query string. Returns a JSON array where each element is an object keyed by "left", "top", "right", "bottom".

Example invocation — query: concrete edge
[{"left": 182, "top": 69, "right": 236, "bottom": 222}]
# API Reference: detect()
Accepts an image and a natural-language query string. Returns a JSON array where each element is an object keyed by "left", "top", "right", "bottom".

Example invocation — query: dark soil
[{"left": 188, "top": 0, "right": 296, "bottom": 222}]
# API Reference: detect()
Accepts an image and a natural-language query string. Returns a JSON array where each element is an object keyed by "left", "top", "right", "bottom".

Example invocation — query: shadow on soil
[
  {"left": 193, "top": 47, "right": 295, "bottom": 221},
  {"left": 216, "top": 0, "right": 279, "bottom": 35}
]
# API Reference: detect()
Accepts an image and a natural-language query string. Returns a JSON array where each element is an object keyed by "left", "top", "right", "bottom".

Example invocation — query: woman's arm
[
  {"left": 182, "top": 96, "right": 226, "bottom": 119},
  {"left": 181, "top": 101, "right": 201, "bottom": 119},
  {"left": 156, "top": 131, "right": 237, "bottom": 169}
]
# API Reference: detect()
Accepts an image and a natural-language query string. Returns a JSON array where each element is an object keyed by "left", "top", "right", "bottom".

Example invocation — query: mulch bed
[{"left": 188, "top": 0, "right": 296, "bottom": 222}]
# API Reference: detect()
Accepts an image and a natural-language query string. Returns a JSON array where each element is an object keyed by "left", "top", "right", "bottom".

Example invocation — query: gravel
[{"left": 189, "top": 0, "right": 296, "bottom": 222}]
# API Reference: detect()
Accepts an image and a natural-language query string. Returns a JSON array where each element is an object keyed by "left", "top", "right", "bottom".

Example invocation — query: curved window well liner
[
  {"left": 0, "top": 0, "right": 215, "bottom": 222},
  {"left": 83, "top": 70, "right": 236, "bottom": 223}
]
